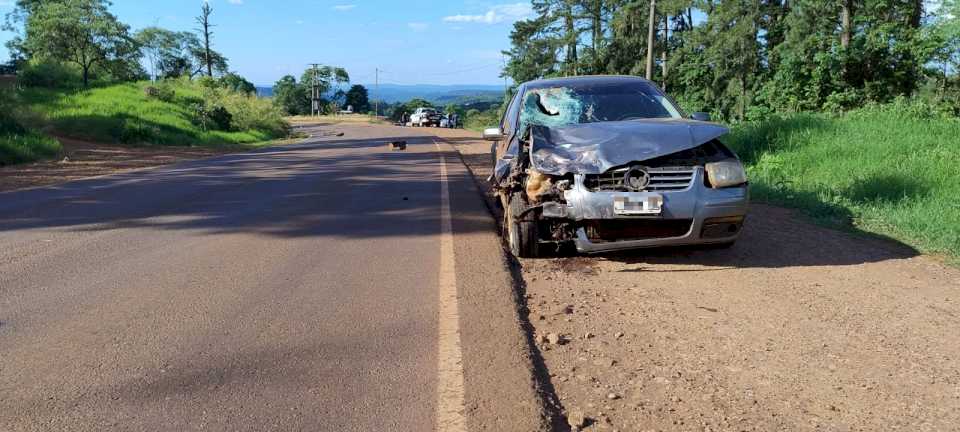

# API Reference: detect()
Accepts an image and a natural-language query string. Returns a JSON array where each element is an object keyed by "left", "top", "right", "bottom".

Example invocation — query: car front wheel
[{"left": 506, "top": 194, "right": 539, "bottom": 258}]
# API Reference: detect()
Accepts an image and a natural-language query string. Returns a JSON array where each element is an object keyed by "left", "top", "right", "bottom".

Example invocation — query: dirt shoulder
[{"left": 431, "top": 126, "right": 960, "bottom": 431}]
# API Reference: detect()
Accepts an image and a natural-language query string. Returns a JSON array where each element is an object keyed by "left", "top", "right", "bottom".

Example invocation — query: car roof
[{"left": 522, "top": 75, "right": 656, "bottom": 90}]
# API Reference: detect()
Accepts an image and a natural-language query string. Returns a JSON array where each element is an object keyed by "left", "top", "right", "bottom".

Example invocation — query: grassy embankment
[
  {"left": 1, "top": 79, "right": 290, "bottom": 166},
  {"left": 726, "top": 101, "right": 960, "bottom": 261},
  {"left": 1, "top": 77, "right": 62, "bottom": 165}
]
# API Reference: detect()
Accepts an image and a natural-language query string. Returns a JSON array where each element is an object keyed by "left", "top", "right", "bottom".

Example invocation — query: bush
[
  {"left": 17, "top": 59, "right": 83, "bottom": 89},
  {"left": 463, "top": 108, "right": 500, "bottom": 131},
  {"left": 192, "top": 100, "right": 233, "bottom": 131},
  {"left": 220, "top": 93, "right": 290, "bottom": 137},
  {"left": 144, "top": 83, "right": 175, "bottom": 102},
  {"left": 0, "top": 88, "right": 62, "bottom": 165},
  {"left": 0, "top": 90, "right": 26, "bottom": 135},
  {"left": 0, "top": 132, "right": 63, "bottom": 166}
]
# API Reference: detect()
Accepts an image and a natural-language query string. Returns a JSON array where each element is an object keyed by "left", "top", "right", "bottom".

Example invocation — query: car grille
[
  {"left": 584, "top": 167, "right": 696, "bottom": 192},
  {"left": 583, "top": 219, "right": 693, "bottom": 242}
]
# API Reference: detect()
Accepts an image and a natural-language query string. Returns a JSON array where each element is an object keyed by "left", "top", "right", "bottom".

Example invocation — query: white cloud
[
  {"left": 333, "top": 4, "right": 356, "bottom": 11},
  {"left": 408, "top": 22, "right": 429, "bottom": 32},
  {"left": 442, "top": 3, "right": 532, "bottom": 25},
  {"left": 227, "top": 0, "right": 243, "bottom": 4}
]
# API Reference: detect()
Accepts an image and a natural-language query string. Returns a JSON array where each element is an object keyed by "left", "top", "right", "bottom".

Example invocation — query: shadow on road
[{"left": 0, "top": 134, "right": 485, "bottom": 240}]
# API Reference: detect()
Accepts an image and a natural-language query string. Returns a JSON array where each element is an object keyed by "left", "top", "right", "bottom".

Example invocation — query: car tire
[{"left": 507, "top": 194, "right": 539, "bottom": 258}]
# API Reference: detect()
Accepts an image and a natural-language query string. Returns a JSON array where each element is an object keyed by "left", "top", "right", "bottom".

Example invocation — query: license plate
[{"left": 614, "top": 194, "right": 663, "bottom": 215}]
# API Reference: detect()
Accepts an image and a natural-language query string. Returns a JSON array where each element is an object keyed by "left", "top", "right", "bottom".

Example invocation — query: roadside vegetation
[
  {"left": 0, "top": 0, "right": 297, "bottom": 166},
  {"left": 727, "top": 100, "right": 960, "bottom": 260},
  {"left": 0, "top": 89, "right": 61, "bottom": 165},
  {"left": 19, "top": 78, "right": 288, "bottom": 147}
]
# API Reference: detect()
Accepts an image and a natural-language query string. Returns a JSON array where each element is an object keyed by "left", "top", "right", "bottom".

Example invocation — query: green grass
[
  {"left": 0, "top": 132, "right": 63, "bottom": 166},
  {"left": 19, "top": 80, "right": 286, "bottom": 148},
  {"left": 726, "top": 104, "right": 960, "bottom": 261}
]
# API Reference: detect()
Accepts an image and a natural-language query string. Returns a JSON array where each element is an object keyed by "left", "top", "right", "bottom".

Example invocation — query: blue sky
[{"left": 0, "top": 0, "right": 531, "bottom": 86}]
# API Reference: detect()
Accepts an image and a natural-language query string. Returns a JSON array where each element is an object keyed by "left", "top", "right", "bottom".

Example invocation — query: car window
[
  {"left": 518, "top": 81, "right": 681, "bottom": 134},
  {"left": 501, "top": 88, "right": 523, "bottom": 134}
]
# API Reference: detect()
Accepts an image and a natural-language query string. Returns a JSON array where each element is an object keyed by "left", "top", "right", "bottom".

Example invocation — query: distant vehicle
[
  {"left": 484, "top": 75, "right": 749, "bottom": 257},
  {"left": 440, "top": 115, "right": 454, "bottom": 128},
  {"left": 410, "top": 107, "right": 440, "bottom": 127}
]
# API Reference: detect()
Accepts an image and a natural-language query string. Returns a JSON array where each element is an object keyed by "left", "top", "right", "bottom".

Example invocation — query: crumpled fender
[{"left": 529, "top": 119, "right": 729, "bottom": 175}]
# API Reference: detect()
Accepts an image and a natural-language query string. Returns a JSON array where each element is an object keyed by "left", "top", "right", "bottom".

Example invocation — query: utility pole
[
  {"left": 375, "top": 68, "right": 379, "bottom": 118},
  {"left": 662, "top": 14, "right": 668, "bottom": 90},
  {"left": 309, "top": 63, "right": 321, "bottom": 117},
  {"left": 645, "top": 0, "right": 656, "bottom": 80}
]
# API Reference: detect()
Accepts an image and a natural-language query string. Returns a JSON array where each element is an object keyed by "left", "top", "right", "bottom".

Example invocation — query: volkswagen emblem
[{"left": 624, "top": 167, "right": 651, "bottom": 191}]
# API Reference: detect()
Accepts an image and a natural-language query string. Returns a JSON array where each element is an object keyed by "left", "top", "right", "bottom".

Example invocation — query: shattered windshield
[{"left": 519, "top": 81, "right": 682, "bottom": 134}]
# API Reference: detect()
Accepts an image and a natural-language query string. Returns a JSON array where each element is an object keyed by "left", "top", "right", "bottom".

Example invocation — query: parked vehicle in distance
[
  {"left": 484, "top": 75, "right": 749, "bottom": 258},
  {"left": 439, "top": 113, "right": 459, "bottom": 128},
  {"left": 410, "top": 107, "right": 440, "bottom": 127}
]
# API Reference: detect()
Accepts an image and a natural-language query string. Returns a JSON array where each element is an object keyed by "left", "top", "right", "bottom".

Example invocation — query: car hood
[{"left": 529, "top": 118, "right": 729, "bottom": 175}]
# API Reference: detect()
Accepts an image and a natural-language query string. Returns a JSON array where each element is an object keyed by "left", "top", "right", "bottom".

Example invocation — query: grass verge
[
  {"left": 0, "top": 132, "right": 63, "bottom": 166},
  {"left": 726, "top": 102, "right": 960, "bottom": 262},
  {"left": 19, "top": 80, "right": 289, "bottom": 148}
]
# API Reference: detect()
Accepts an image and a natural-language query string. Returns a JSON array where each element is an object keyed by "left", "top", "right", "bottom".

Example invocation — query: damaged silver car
[{"left": 484, "top": 76, "right": 749, "bottom": 257}]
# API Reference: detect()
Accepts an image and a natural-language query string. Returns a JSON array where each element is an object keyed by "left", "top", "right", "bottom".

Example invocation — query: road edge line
[
  {"left": 435, "top": 140, "right": 469, "bottom": 432},
  {"left": 435, "top": 136, "right": 565, "bottom": 431}
]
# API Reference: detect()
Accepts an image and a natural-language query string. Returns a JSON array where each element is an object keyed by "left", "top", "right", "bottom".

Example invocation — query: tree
[
  {"left": 344, "top": 85, "right": 369, "bottom": 113},
  {"left": 272, "top": 75, "right": 308, "bottom": 115},
  {"left": 196, "top": 3, "right": 215, "bottom": 77},
  {"left": 219, "top": 72, "right": 255, "bottom": 95},
  {"left": 12, "top": 0, "right": 139, "bottom": 87},
  {"left": 135, "top": 26, "right": 179, "bottom": 81},
  {"left": 503, "top": 15, "right": 561, "bottom": 83}
]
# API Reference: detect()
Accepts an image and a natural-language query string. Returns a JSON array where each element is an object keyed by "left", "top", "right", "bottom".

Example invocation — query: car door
[
  {"left": 492, "top": 86, "right": 526, "bottom": 184},
  {"left": 495, "top": 87, "right": 525, "bottom": 160}
]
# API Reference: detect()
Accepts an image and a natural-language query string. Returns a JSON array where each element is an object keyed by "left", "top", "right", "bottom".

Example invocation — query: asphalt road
[{"left": 0, "top": 124, "right": 547, "bottom": 431}]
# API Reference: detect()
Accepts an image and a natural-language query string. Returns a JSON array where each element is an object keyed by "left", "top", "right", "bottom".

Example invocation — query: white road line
[{"left": 435, "top": 140, "right": 468, "bottom": 432}]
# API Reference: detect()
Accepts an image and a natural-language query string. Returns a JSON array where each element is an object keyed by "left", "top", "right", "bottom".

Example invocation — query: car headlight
[{"left": 705, "top": 159, "right": 748, "bottom": 188}]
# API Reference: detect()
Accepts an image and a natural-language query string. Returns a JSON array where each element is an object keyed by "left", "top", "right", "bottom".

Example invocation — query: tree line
[
  {"left": 3, "top": 0, "right": 239, "bottom": 88},
  {"left": 504, "top": 0, "right": 960, "bottom": 120},
  {"left": 2, "top": 0, "right": 370, "bottom": 117}
]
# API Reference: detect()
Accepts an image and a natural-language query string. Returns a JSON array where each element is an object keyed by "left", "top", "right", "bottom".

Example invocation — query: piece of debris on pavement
[{"left": 388, "top": 140, "right": 407, "bottom": 151}]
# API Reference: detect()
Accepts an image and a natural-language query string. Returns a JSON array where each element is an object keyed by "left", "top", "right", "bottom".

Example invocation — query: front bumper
[{"left": 542, "top": 168, "right": 749, "bottom": 254}]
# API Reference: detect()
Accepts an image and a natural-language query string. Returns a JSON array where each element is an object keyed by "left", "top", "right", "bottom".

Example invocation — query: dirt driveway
[{"left": 432, "top": 126, "right": 960, "bottom": 431}]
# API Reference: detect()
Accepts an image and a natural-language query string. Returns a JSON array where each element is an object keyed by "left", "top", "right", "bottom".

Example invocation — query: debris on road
[{"left": 388, "top": 140, "right": 407, "bottom": 151}]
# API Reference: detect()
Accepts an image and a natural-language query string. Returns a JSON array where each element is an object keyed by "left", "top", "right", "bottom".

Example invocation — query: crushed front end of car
[{"left": 495, "top": 116, "right": 749, "bottom": 256}]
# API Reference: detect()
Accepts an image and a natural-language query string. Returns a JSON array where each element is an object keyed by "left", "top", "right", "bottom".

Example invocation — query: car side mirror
[
  {"left": 482, "top": 127, "right": 505, "bottom": 141},
  {"left": 691, "top": 112, "right": 711, "bottom": 122}
]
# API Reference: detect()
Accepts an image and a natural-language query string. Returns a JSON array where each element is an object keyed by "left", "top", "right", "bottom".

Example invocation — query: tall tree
[
  {"left": 135, "top": 26, "right": 178, "bottom": 81},
  {"left": 272, "top": 75, "right": 308, "bottom": 115},
  {"left": 344, "top": 84, "right": 370, "bottom": 113},
  {"left": 503, "top": 15, "right": 560, "bottom": 83},
  {"left": 12, "top": 0, "right": 139, "bottom": 87},
  {"left": 196, "top": 3, "right": 214, "bottom": 77}
]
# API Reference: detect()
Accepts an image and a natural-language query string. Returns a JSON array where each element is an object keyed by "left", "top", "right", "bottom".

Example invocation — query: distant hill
[
  {"left": 255, "top": 83, "right": 504, "bottom": 105},
  {"left": 364, "top": 84, "right": 505, "bottom": 104}
]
